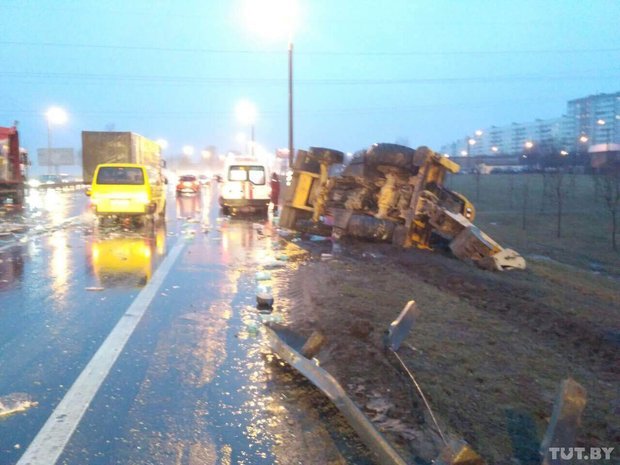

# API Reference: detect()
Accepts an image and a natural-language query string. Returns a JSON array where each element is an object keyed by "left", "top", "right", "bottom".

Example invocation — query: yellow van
[{"left": 88, "top": 163, "right": 166, "bottom": 221}]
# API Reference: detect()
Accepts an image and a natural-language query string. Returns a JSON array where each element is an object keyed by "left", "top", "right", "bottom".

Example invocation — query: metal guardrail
[
  {"left": 263, "top": 323, "right": 409, "bottom": 465},
  {"left": 32, "top": 182, "right": 85, "bottom": 190}
]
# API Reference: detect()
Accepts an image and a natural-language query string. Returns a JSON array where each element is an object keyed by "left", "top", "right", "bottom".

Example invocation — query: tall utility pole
[{"left": 288, "top": 41, "right": 294, "bottom": 169}]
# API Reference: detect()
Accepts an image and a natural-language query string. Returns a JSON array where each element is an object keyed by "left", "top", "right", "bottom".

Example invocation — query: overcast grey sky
[{"left": 2, "top": 0, "right": 619, "bottom": 170}]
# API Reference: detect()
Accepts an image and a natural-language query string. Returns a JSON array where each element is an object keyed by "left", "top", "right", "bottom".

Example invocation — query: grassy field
[{"left": 445, "top": 173, "right": 620, "bottom": 276}]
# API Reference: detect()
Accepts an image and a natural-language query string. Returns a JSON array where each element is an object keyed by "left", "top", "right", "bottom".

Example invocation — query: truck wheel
[
  {"left": 308, "top": 147, "right": 345, "bottom": 165},
  {"left": 293, "top": 149, "right": 321, "bottom": 173},
  {"left": 366, "top": 143, "right": 415, "bottom": 169}
]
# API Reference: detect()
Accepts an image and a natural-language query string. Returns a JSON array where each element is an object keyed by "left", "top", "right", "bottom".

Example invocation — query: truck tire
[
  {"left": 366, "top": 143, "right": 415, "bottom": 169},
  {"left": 308, "top": 147, "right": 344, "bottom": 165},
  {"left": 293, "top": 150, "right": 321, "bottom": 173},
  {"left": 346, "top": 213, "right": 396, "bottom": 241}
]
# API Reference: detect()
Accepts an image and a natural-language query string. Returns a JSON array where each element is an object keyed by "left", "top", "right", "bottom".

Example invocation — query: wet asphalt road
[{"left": 0, "top": 185, "right": 374, "bottom": 465}]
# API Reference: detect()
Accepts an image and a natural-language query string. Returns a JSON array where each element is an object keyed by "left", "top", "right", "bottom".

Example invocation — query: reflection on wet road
[{"left": 0, "top": 184, "right": 373, "bottom": 465}]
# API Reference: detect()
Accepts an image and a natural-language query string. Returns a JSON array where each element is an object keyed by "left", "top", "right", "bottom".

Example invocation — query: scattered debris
[
  {"left": 255, "top": 271, "right": 272, "bottom": 281},
  {"left": 262, "top": 259, "right": 284, "bottom": 270},
  {"left": 0, "top": 393, "right": 38, "bottom": 418},
  {"left": 256, "top": 291, "right": 274, "bottom": 309}
]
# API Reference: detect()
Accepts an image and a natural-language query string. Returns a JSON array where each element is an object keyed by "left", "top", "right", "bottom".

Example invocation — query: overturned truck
[{"left": 280, "top": 143, "right": 525, "bottom": 271}]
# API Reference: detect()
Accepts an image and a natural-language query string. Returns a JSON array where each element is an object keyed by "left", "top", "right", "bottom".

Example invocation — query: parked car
[{"left": 176, "top": 174, "right": 200, "bottom": 194}]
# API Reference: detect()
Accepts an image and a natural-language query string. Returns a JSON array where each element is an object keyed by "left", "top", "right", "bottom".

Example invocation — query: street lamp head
[
  {"left": 596, "top": 119, "right": 606, "bottom": 126},
  {"left": 235, "top": 132, "right": 247, "bottom": 145},
  {"left": 46, "top": 106, "right": 68, "bottom": 125},
  {"left": 235, "top": 99, "right": 257, "bottom": 126},
  {"left": 241, "top": 0, "right": 300, "bottom": 41},
  {"left": 524, "top": 141, "right": 534, "bottom": 149},
  {"left": 474, "top": 129, "right": 483, "bottom": 137},
  {"left": 468, "top": 138, "right": 476, "bottom": 146},
  {"left": 579, "top": 135, "right": 589, "bottom": 144}
]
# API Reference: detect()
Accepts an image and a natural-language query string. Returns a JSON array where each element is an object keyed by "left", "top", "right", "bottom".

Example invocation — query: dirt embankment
[{"left": 274, "top": 239, "right": 619, "bottom": 464}]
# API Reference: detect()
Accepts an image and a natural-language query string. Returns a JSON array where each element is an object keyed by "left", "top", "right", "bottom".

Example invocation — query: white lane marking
[{"left": 16, "top": 239, "right": 186, "bottom": 465}]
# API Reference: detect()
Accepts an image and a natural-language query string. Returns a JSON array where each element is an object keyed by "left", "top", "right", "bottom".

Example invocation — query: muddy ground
[{"left": 270, "top": 236, "right": 619, "bottom": 465}]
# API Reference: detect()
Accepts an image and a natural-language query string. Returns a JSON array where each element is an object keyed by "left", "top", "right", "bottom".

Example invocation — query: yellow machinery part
[{"left": 290, "top": 171, "right": 317, "bottom": 212}]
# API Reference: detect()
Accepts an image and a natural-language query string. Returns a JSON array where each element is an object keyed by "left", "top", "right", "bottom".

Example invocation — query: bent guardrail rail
[{"left": 263, "top": 323, "right": 409, "bottom": 465}]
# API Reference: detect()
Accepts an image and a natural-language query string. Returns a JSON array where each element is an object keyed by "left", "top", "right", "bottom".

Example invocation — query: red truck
[{"left": 0, "top": 126, "right": 29, "bottom": 209}]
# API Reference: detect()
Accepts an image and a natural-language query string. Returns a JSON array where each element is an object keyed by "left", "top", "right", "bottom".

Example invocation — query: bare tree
[
  {"left": 473, "top": 156, "right": 483, "bottom": 201},
  {"left": 521, "top": 174, "right": 529, "bottom": 231},
  {"left": 535, "top": 141, "right": 571, "bottom": 238},
  {"left": 548, "top": 167, "right": 569, "bottom": 238},
  {"left": 539, "top": 171, "right": 550, "bottom": 213},
  {"left": 593, "top": 165, "right": 620, "bottom": 251}
]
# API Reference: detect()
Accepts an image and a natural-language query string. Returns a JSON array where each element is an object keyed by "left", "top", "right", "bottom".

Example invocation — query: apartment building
[{"left": 440, "top": 92, "right": 619, "bottom": 157}]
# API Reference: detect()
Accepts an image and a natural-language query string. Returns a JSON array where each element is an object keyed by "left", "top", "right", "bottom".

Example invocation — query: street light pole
[
  {"left": 251, "top": 124, "right": 255, "bottom": 157},
  {"left": 288, "top": 40, "right": 294, "bottom": 169},
  {"left": 46, "top": 119, "right": 52, "bottom": 175}
]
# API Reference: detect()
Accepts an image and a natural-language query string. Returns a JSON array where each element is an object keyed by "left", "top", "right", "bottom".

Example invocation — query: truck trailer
[{"left": 0, "top": 126, "right": 28, "bottom": 209}]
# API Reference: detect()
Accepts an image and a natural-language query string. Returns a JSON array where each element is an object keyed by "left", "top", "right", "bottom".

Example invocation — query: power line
[
  {"left": 2, "top": 40, "right": 619, "bottom": 57},
  {"left": 0, "top": 96, "right": 592, "bottom": 120},
  {"left": 1, "top": 70, "right": 618, "bottom": 86}
]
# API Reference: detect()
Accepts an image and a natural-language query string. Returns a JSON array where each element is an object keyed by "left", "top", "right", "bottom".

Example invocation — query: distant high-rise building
[
  {"left": 439, "top": 91, "right": 619, "bottom": 157},
  {"left": 564, "top": 92, "right": 619, "bottom": 151}
]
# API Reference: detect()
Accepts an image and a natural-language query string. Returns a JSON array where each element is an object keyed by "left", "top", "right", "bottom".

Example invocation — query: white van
[{"left": 219, "top": 160, "right": 270, "bottom": 215}]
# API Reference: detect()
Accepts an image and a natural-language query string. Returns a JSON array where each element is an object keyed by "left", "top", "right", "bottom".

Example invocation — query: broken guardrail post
[
  {"left": 385, "top": 300, "right": 486, "bottom": 464},
  {"left": 300, "top": 330, "right": 325, "bottom": 359},
  {"left": 435, "top": 439, "right": 485, "bottom": 465},
  {"left": 539, "top": 378, "right": 587, "bottom": 465},
  {"left": 385, "top": 300, "right": 420, "bottom": 351}
]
